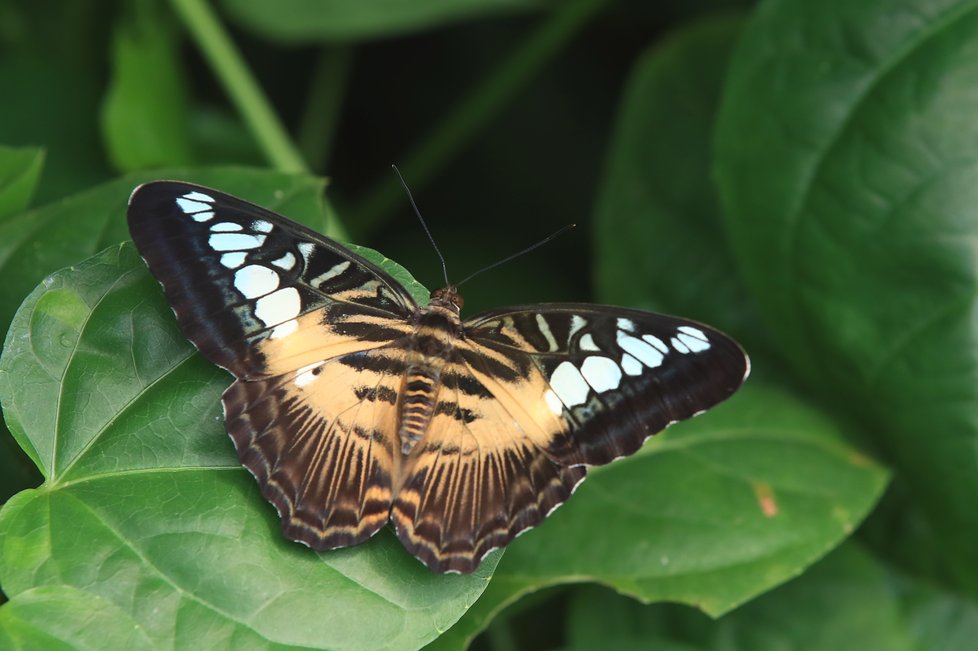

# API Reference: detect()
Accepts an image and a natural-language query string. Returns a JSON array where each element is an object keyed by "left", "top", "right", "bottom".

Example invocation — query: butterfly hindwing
[
  {"left": 127, "top": 181, "right": 418, "bottom": 379},
  {"left": 223, "top": 347, "right": 404, "bottom": 550}
]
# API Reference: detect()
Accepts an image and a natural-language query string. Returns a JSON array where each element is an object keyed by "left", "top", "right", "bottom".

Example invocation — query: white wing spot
[
  {"left": 255, "top": 287, "right": 301, "bottom": 326},
  {"left": 568, "top": 315, "right": 587, "bottom": 338},
  {"left": 550, "top": 361, "right": 590, "bottom": 407},
  {"left": 252, "top": 220, "right": 273, "bottom": 233},
  {"left": 176, "top": 198, "right": 211, "bottom": 214},
  {"left": 312, "top": 260, "right": 350, "bottom": 287},
  {"left": 643, "top": 334, "right": 669, "bottom": 353},
  {"left": 270, "top": 319, "right": 298, "bottom": 339},
  {"left": 621, "top": 353, "right": 643, "bottom": 376},
  {"left": 579, "top": 333, "right": 600, "bottom": 352},
  {"left": 183, "top": 191, "right": 214, "bottom": 203},
  {"left": 617, "top": 317, "right": 636, "bottom": 332},
  {"left": 220, "top": 252, "right": 247, "bottom": 269},
  {"left": 295, "top": 362, "right": 323, "bottom": 388},
  {"left": 617, "top": 333, "right": 663, "bottom": 368},
  {"left": 676, "top": 326, "right": 711, "bottom": 352},
  {"left": 191, "top": 211, "right": 214, "bottom": 223},
  {"left": 581, "top": 356, "right": 622, "bottom": 393},
  {"left": 271, "top": 252, "right": 296, "bottom": 270},
  {"left": 536, "top": 314, "right": 559, "bottom": 352},
  {"left": 298, "top": 242, "right": 316, "bottom": 264},
  {"left": 208, "top": 233, "right": 267, "bottom": 251},
  {"left": 210, "top": 221, "right": 243, "bottom": 232},
  {"left": 234, "top": 264, "right": 280, "bottom": 299},
  {"left": 671, "top": 337, "right": 691, "bottom": 354},
  {"left": 544, "top": 389, "right": 563, "bottom": 416}
]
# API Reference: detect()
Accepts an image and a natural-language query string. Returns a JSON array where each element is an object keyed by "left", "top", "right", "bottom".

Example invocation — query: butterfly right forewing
[{"left": 464, "top": 305, "right": 749, "bottom": 467}]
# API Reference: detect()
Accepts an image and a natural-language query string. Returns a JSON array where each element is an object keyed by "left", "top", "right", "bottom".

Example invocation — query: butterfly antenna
[
  {"left": 392, "top": 165, "right": 451, "bottom": 288},
  {"left": 456, "top": 223, "right": 576, "bottom": 287}
]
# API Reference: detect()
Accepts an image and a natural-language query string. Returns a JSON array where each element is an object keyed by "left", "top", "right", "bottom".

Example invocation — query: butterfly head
[{"left": 429, "top": 285, "right": 464, "bottom": 313}]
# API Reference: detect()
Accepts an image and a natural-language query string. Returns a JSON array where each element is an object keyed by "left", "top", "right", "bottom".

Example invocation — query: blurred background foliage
[{"left": 1, "top": 0, "right": 977, "bottom": 649}]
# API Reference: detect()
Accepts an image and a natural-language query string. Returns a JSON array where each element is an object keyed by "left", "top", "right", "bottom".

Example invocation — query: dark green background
[{"left": 0, "top": 0, "right": 975, "bottom": 649}]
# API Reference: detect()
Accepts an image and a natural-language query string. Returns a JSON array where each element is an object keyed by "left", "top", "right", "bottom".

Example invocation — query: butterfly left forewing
[{"left": 127, "top": 181, "right": 418, "bottom": 379}]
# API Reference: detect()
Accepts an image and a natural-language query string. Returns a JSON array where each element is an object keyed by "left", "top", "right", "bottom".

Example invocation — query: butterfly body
[{"left": 128, "top": 181, "right": 749, "bottom": 574}]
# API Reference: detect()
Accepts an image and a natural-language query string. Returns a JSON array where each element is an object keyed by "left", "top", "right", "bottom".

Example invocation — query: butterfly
[{"left": 127, "top": 180, "right": 749, "bottom": 574}]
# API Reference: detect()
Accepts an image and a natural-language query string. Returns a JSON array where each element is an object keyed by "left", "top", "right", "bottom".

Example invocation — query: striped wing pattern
[{"left": 128, "top": 181, "right": 749, "bottom": 574}]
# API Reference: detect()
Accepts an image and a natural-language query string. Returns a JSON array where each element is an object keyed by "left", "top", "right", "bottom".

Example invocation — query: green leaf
[
  {"left": 0, "top": 56, "right": 111, "bottom": 204},
  {"left": 0, "top": 145, "right": 44, "bottom": 220},
  {"left": 101, "top": 5, "right": 192, "bottom": 172},
  {"left": 715, "top": 0, "right": 978, "bottom": 595},
  {"left": 432, "top": 384, "right": 889, "bottom": 648},
  {"left": 593, "top": 12, "right": 768, "bottom": 356},
  {"left": 0, "top": 244, "right": 488, "bottom": 649},
  {"left": 0, "top": 586, "right": 154, "bottom": 651},
  {"left": 0, "top": 167, "right": 330, "bottom": 341},
  {"left": 562, "top": 543, "right": 978, "bottom": 651},
  {"left": 218, "top": 0, "right": 549, "bottom": 42},
  {"left": 0, "top": 145, "right": 48, "bottom": 505}
]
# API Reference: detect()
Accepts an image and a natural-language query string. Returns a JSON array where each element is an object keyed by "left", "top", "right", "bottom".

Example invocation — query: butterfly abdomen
[
  {"left": 397, "top": 368, "right": 441, "bottom": 455},
  {"left": 396, "top": 303, "right": 463, "bottom": 455}
]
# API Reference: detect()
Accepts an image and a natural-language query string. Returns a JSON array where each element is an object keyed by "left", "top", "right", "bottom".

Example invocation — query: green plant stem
[
  {"left": 348, "top": 0, "right": 610, "bottom": 238},
  {"left": 297, "top": 46, "right": 353, "bottom": 174},
  {"left": 169, "top": 0, "right": 307, "bottom": 173}
]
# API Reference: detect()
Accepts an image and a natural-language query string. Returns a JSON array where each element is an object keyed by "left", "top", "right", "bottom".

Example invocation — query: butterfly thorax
[{"left": 398, "top": 295, "right": 464, "bottom": 455}]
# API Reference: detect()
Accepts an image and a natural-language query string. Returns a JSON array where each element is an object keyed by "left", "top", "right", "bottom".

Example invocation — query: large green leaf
[
  {"left": 0, "top": 244, "right": 490, "bottom": 649},
  {"left": 218, "top": 0, "right": 548, "bottom": 42},
  {"left": 431, "top": 383, "right": 889, "bottom": 649},
  {"left": 0, "top": 586, "right": 154, "bottom": 651},
  {"left": 715, "top": 0, "right": 978, "bottom": 595}
]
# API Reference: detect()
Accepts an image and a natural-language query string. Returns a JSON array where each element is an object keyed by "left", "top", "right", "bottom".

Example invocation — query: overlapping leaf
[
  {"left": 715, "top": 0, "right": 978, "bottom": 595},
  {"left": 562, "top": 542, "right": 978, "bottom": 651}
]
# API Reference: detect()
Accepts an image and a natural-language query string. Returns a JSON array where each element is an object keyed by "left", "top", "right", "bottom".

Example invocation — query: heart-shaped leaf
[{"left": 0, "top": 244, "right": 491, "bottom": 649}]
